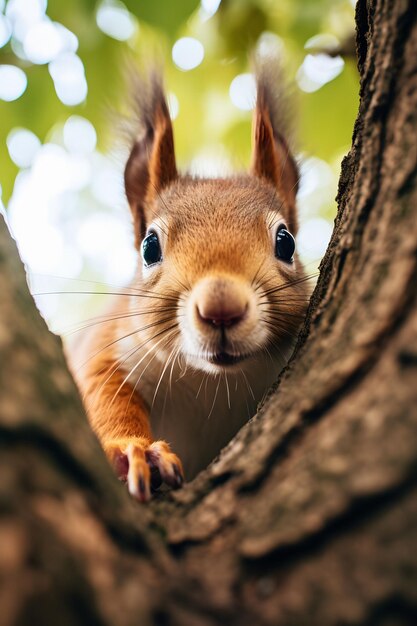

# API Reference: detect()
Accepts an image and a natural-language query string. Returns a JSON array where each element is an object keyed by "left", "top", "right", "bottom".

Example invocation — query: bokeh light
[
  {"left": 63, "top": 116, "right": 97, "bottom": 155},
  {"left": 0, "top": 185, "right": 6, "bottom": 221},
  {"left": 96, "top": 0, "right": 137, "bottom": 41},
  {"left": 0, "top": 64, "right": 27, "bottom": 100},
  {"left": 256, "top": 31, "right": 285, "bottom": 59},
  {"left": 297, "top": 53, "right": 345, "bottom": 93},
  {"left": 49, "top": 53, "right": 88, "bottom": 105},
  {"left": 172, "top": 37, "right": 204, "bottom": 71},
  {"left": 22, "top": 20, "right": 78, "bottom": 64},
  {"left": 201, "top": 0, "right": 222, "bottom": 18},
  {"left": 229, "top": 73, "right": 256, "bottom": 111},
  {"left": 305, "top": 33, "right": 340, "bottom": 54},
  {"left": 24, "top": 21, "right": 63, "bottom": 64},
  {"left": 7, "top": 128, "right": 41, "bottom": 168},
  {"left": 5, "top": 0, "right": 47, "bottom": 40},
  {"left": 0, "top": 14, "right": 11, "bottom": 47}
]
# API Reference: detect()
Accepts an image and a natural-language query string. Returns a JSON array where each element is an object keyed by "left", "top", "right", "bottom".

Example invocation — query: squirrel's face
[
  {"left": 124, "top": 71, "right": 310, "bottom": 374},
  {"left": 133, "top": 178, "right": 309, "bottom": 374}
]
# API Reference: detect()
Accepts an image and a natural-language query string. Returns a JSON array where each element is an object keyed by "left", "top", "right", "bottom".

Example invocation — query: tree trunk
[{"left": 1, "top": 0, "right": 417, "bottom": 624}]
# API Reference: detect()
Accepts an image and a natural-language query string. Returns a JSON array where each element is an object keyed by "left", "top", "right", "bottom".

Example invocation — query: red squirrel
[{"left": 69, "top": 66, "right": 310, "bottom": 501}]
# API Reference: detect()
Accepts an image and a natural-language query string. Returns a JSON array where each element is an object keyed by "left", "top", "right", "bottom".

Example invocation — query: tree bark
[{"left": 1, "top": 0, "right": 417, "bottom": 624}]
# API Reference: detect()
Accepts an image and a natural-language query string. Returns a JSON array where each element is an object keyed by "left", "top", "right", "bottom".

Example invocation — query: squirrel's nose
[
  {"left": 193, "top": 276, "right": 250, "bottom": 329},
  {"left": 196, "top": 288, "right": 248, "bottom": 328},
  {"left": 197, "top": 302, "right": 247, "bottom": 327}
]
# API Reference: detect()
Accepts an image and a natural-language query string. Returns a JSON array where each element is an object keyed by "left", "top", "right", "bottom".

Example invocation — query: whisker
[
  {"left": 240, "top": 368, "right": 255, "bottom": 402},
  {"left": 90, "top": 322, "right": 179, "bottom": 409},
  {"left": 262, "top": 318, "right": 299, "bottom": 341},
  {"left": 60, "top": 306, "right": 180, "bottom": 336},
  {"left": 207, "top": 374, "right": 221, "bottom": 420},
  {"left": 90, "top": 340, "right": 151, "bottom": 406},
  {"left": 170, "top": 274, "right": 192, "bottom": 295},
  {"left": 251, "top": 260, "right": 267, "bottom": 289},
  {"left": 74, "top": 316, "right": 177, "bottom": 373},
  {"left": 266, "top": 335, "right": 291, "bottom": 366},
  {"left": 108, "top": 325, "right": 179, "bottom": 409},
  {"left": 151, "top": 337, "right": 180, "bottom": 412},
  {"left": 34, "top": 289, "right": 179, "bottom": 303},
  {"left": 252, "top": 264, "right": 277, "bottom": 290},
  {"left": 258, "top": 340, "right": 275, "bottom": 367},
  {"left": 259, "top": 306, "right": 308, "bottom": 317},
  {"left": 260, "top": 273, "right": 318, "bottom": 297},
  {"left": 30, "top": 273, "right": 135, "bottom": 291},
  {"left": 195, "top": 371, "right": 206, "bottom": 401},
  {"left": 224, "top": 370, "right": 231, "bottom": 410},
  {"left": 124, "top": 329, "right": 180, "bottom": 418},
  {"left": 164, "top": 343, "right": 182, "bottom": 416}
]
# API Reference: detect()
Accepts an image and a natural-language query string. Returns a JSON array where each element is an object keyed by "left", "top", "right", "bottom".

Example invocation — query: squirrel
[{"left": 68, "top": 65, "right": 310, "bottom": 502}]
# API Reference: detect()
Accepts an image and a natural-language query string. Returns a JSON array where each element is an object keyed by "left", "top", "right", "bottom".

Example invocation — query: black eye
[
  {"left": 141, "top": 232, "right": 162, "bottom": 266},
  {"left": 275, "top": 227, "right": 295, "bottom": 262}
]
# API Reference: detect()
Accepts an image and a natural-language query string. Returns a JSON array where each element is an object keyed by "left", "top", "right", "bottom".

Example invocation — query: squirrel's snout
[
  {"left": 192, "top": 276, "right": 250, "bottom": 330},
  {"left": 181, "top": 274, "right": 270, "bottom": 371}
]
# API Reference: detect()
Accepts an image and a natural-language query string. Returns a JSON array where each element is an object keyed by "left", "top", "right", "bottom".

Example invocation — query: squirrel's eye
[
  {"left": 141, "top": 232, "right": 162, "bottom": 266},
  {"left": 275, "top": 227, "right": 295, "bottom": 262}
]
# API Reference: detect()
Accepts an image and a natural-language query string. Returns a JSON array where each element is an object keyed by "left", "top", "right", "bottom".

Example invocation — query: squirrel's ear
[
  {"left": 251, "top": 69, "right": 299, "bottom": 234},
  {"left": 124, "top": 74, "right": 177, "bottom": 248}
]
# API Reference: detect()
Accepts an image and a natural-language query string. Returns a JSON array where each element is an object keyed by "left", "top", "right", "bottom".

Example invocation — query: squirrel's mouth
[{"left": 207, "top": 351, "right": 249, "bottom": 366}]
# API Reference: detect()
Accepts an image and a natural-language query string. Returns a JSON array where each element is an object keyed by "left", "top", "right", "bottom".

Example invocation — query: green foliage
[{"left": 124, "top": 0, "right": 200, "bottom": 37}]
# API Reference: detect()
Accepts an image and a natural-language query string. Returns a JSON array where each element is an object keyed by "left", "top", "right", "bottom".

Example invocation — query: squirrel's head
[{"left": 124, "top": 71, "right": 310, "bottom": 375}]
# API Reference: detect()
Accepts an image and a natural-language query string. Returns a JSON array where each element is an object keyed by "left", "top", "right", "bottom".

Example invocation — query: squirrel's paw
[{"left": 104, "top": 438, "right": 184, "bottom": 502}]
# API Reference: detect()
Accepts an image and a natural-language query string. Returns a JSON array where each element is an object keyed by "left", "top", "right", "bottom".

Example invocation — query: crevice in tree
[
  {"left": 398, "top": 166, "right": 417, "bottom": 199},
  {"left": 360, "top": 595, "right": 417, "bottom": 626},
  {"left": 0, "top": 424, "right": 98, "bottom": 491},
  {"left": 355, "top": 0, "right": 369, "bottom": 75},
  {"left": 163, "top": 515, "right": 238, "bottom": 557},
  {"left": 398, "top": 348, "right": 417, "bottom": 367},
  {"left": 241, "top": 474, "right": 417, "bottom": 565}
]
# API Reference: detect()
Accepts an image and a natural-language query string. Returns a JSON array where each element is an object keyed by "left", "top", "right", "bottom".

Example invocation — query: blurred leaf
[
  {"left": 217, "top": 2, "right": 268, "bottom": 55},
  {"left": 124, "top": 0, "right": 201, "bottom": 37}
]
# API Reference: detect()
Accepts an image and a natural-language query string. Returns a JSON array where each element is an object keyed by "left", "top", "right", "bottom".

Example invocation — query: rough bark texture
[{"left": 1, "top": 1, "right": 417, "bottom": 624}]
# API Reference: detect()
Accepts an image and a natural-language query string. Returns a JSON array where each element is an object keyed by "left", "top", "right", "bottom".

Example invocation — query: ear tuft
[
  {"left": 251, "top": 60, "right": 299, "bottom": 234},
  {"left": 124, "top": 71, "right": 177, "bottom": 247}
]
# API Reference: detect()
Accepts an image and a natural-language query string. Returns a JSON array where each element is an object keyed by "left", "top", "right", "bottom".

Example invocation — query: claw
[
  {"left": 127, "top": 468, "right": 151, "bottom": 502},
  {"left": 138, "top": 476, "right": 148, "bottom": 502},
  {"left": 126, "top": 443, "right": 151, "bottom": 502},
  {"left": 148, "top": 441, "right": 185, "bottom": 490},
  {"left": 172, "top": 463, "right": 184, "bottom": 488},
  {"left": 104, "top": 437, "right": 184, "bottom": 501}
]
